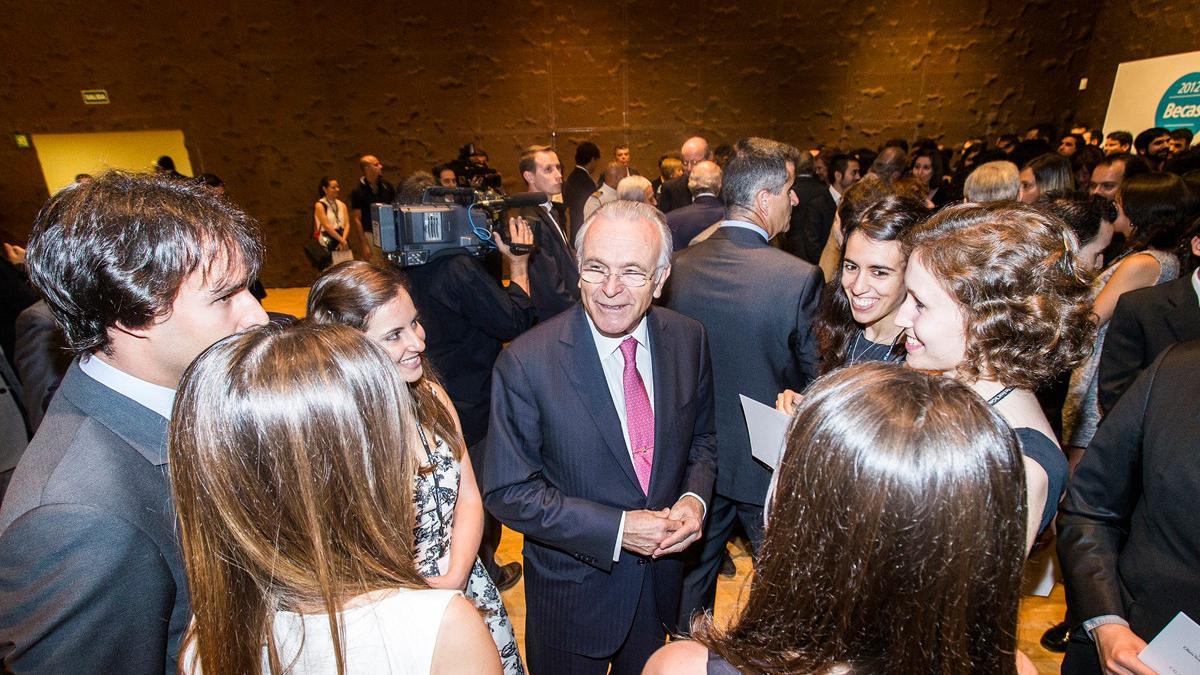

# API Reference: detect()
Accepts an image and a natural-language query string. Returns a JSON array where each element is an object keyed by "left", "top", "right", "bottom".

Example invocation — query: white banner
[{"left": 1103, "top": 51, "right": 1200, "bottom": 136}]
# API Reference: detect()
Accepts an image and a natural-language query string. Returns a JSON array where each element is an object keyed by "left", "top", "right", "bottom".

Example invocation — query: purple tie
[{"left": 620, "top": 337, "right": 654, "bottom": 494}]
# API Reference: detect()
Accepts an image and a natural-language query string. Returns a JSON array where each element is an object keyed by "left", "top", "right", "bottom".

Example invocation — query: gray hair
[
  {"left": 687, "top": 161, "right": 723, "bottom": 197},
  {"left": 721, "top": 137, "right": 801, "bottom": 209},
  {"left": 964, "top": 161, "right": 1020, "bottom": 202},
  {"left": 574, "top": 200, "right": 673, "bottom": 275},
  {"left": 616, "top": 175, "right": 654, "bottom": 202}
]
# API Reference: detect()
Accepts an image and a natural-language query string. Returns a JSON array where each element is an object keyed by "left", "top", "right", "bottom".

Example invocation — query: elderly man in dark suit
[
  {"left": 513, "top": 144, "right": 580, "bottom": 323},
  {"left": 1058, "top": 340, "right": 1200, "bottom": 675},
  {"left": 657, "top": 136, "right": 712, "bottom": 213},
  {"left": 1099, "top": 245, "right": 1200, "bottom": 414},
  {"left": 481, "top": 199, "right": 716, "bottom": 674},
  {"left": 664, "top": 160, "right": 723, "bottom": 251},
  {"left": 0, "top": 172, "right": 268, "bottom": 673},
  {"left": 663, "top": 137, "right": 823, "bottom": 631}
]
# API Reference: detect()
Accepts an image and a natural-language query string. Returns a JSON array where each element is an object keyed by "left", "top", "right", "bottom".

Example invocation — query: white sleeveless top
[{"left": 264, "top": 588, "right": 459, "bottom": 674}]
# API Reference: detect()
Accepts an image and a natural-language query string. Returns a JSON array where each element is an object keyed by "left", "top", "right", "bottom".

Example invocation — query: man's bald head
[
  {"left": 687, "top": 160, "right": 722, "bottom": 197},
  {"left": 602, "top": 162, "right": 627, "bottom": 188},
  {"left": 869, "top": 146, "right": 907, "bottom": 185},
  {"left": 681, "top": 137, "right": 712, "bottom": 174}
]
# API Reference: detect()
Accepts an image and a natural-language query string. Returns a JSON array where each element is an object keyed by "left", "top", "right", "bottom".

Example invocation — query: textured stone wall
[
  {"left": 1, "top": 0, "right": 1102, "bottom": 286},
  {"left": 1074, "top": 0, "right": 1200, "bottom": 131}
]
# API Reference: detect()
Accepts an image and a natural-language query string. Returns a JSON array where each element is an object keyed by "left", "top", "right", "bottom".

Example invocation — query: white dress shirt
[
  {"left": 1192, "top": 268, "right": 1200, "bottom": 307},
  {"left": 830, "top": 184, "right": 842, "bottom": 206},
  {"left": 79, "top": 355, "right": 176, "bottom": 419},
  {"left": 584, "top": 314, "right": 706, "bottom": 561}
]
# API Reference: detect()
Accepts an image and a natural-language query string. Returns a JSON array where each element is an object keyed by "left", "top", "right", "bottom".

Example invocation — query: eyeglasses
[{"left": 579, "top": 266, "right": 658, "bottom": 288}]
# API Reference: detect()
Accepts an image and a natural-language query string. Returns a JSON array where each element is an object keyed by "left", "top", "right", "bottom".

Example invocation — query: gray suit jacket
[
  {"left": 0, "top": 361, "right": 187, "bottom": 674},
  {"left": 14, "top": 300, "right": 71, "bottom": 433},
  {"left": 662, "top": 225, "right": 823, "bottom": 504}
]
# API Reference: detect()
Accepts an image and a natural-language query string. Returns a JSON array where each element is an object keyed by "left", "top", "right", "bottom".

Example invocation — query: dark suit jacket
[
  {"left": 562, "top": 166, "right": 597, "bottom": 232},
  {"left": 657, "top": 176, "right": 692, "bottom": 213},
  {"left": 14, "top": 301, "right": 71, "bottom": 433},
  {"left": 663, "top": 225, "right": 823, "bottom": 504},
  {"left": 406, "top": 250, "right": 534, "bottom": 447},
  {"left": 1058, "top": 341, "right": 1200, "bottom": 640},
  {"left": 0, "top": 361, "right": 187, "bottom": 674},
  {"left": 514, "top": 203, "right": 580, "bottom": 323},
  {"left": 785, "top": 174, "right": 836, "bottom": 264},
  {"left": 665, "top": 194, "right": 724, "bottom": 251},
  {"left": 480, "top": 304, "right": 716, "bottom": 657},
  {"left": 1098, "top": 274, "right": 1200, "bottom": 414}
]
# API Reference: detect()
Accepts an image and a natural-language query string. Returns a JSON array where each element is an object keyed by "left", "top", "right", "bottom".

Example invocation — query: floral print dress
[{"left": 413, "top": 434, "right": 524, "bottom": 674}]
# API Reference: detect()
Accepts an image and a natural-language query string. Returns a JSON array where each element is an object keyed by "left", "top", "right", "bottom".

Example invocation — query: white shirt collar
[
  {"left": 585, "top": 312, "right": 650, "bottom": 358},
  {"left": 79, "top": 355, "right": 176, "bottom": 419},
  {"left": 1192, "top": 268, "right": 1200, "bottom": 308},
  {"left": 719, "top": 219, "right": 770, "bottom": 242},
  {"left": 829, "top": 184, "right": 842, "bottom": 205}
]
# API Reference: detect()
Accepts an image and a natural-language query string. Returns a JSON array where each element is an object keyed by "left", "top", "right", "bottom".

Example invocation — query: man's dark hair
[
  {"left": 883, "top": 138, "right": 909, "bottom": 154},
  {"left": 1165, "top": 148, "right": 1200, "bottom": 177},
  {"left": 826, "top": 153, "right": 853, "bottom": 185},
  {"left": 155, "top": 155, "right": 176, "bottom": 171},
  {"left": 722, "top": 137, "right": 801, "bottom": 210},
  {"left": 1098, "top": 152, "right": 1149, "bottom": 180},
  {"left": 850, "top": 148, "right": 878, "bottom": 174},
  {"left": 196, "top": 172, "right": 224, "bottom": 189},
  {"left": 1134, "top": 127, "right": 1170, "bottom": 154},
  {"left": 1010, "top": 139, "right": 1054, "bottom": 169},
  {"left": 575, "top": 142, "right": 601, "bottom": 166},
  {"left": 1027, "top": 123, "right": 1059, "bottom": 143},
  {"left": 399, "top": 170, "right": 437, "bottom": 204},
  {"left": 713, "top": 144, "right": 736, "bottom": 168},
  {"left": 26, "top": 171, "right": 263, "bottom": 356},
  {"left": 997, "top": 134, "right": 1020, "bottom": 151},
  {"left": 1106, "top": 131, "right": 1134, "bottom": 148},
  {"left": 1039, "top": 191, "right": 1116, "bottom": 247},
  {"left": 1170, "top": 128, "right": 1195, "bottom": 147},
  {"left": 1088, "top": 128, "right": 1103, "bottom": 145}
]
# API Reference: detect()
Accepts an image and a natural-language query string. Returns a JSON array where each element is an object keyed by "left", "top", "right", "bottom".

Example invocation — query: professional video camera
[{"left": 371, "top": 188, "right": 546, "bottom": 267}]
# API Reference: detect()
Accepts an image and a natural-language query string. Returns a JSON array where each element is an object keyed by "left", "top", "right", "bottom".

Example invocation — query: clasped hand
[{"left": 621, "top": 496, "right": 703, "bottom": 558}]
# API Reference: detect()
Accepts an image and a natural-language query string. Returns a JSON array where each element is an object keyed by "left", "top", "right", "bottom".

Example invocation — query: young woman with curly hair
[
  {"left": 647, "top": 363, "right": 1034, "bottom": 675},
  {"left": 896, "top": 201, "right": 1096, "bottom": 549}
]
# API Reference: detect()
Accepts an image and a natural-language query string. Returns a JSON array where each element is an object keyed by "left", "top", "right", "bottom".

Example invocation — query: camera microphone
[{"left": 475, "top": 192, "right": 548, "bottom": 209}]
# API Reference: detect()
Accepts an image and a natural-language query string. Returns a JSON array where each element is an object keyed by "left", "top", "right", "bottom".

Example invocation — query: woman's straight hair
[
  {"left": 694, "top": 362, "right": 1027, "bottom": 674},
  {"left": 171, "top": 323, "right": 428, "bottom": 675}
]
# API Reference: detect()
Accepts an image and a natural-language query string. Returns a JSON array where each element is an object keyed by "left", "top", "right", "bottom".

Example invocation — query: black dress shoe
[
  {"left": 719, "top": 550, "right": 737, "bottom": 577},
  {"left": 493, "top": 562, "right": 523, "bottom": 591},
  {"left": 1040, "top": 621, "right": 1070, "bottom": 653}
]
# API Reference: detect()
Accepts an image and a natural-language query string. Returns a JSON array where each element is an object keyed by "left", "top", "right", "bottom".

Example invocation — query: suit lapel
[
  {"left": 59, "top": 360, "right": 170, "bottom": 466},
  {"left": 1165, "top": 275, "right": 1200, "bottom": 343},
  {"left": 558, "top": 307, "right": 643, "bottom": 492},
  {"left": 648, "top": 310, "right": 675, "bottom": 500}
]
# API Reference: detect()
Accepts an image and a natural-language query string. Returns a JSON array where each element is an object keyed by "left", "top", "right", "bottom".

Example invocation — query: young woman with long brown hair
[
  {"left": 306, "top": 261, "right": 524, "bottom": 674},
  {"left": 172, "top": 323, "right": 499, "bottom": 674},
  {"left": 646, "top": 363, "right": 1032, "bottom": 674}
]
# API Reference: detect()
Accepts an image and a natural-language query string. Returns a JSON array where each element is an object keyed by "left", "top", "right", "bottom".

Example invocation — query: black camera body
[{"left": 371, "top": 188, "right": 543, "bottom": 267}]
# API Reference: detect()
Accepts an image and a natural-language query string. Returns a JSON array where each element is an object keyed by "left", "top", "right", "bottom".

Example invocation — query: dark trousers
[
  {"left": 676, "top": 493, "right": 765, "bottom": 633},
  {"left": 479, "top": 510, "right": 504, "bottom": 579},
  {"left": 1061, "top": 630, "right": 1102, "bottom": 674},
  {"left": 526, "top": 570, "right": 666, "bottom": 675}
]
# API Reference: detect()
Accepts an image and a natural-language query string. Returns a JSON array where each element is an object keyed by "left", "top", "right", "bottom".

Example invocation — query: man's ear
[
  {"left": 652, "top": 264, "right": 672, "bottom": 298},
  {"left": 522, "top": 171, "right": 534, "bottom": 186}
]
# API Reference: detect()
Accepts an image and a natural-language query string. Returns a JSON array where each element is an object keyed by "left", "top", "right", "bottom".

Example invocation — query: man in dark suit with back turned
[
  {"left": 657, "top": 136, "right": 712, "bottom": 213},
  {"left": 1098, "top": 234, "right": 1200, "bottom": 414},
  {"left": 0, "top": 172, "right": 268, "bottom": 673},
  {"left": 564, "top": 141, "right": 601, "bottom": 232},
  {"left": 663, "top": 137, "right": 823, "bottom": 630},
  {"left": 481, "top": 200, "right": 716, "bottom": 674},
  {"left": 1058, "top": 340, "right": 1200, "bottom": 675},
  {"left": 513, "top": 145, "right": 580, "bottom": 323},
  {"left": 664, "top": 160, "right": 723, "bottom": 251}
]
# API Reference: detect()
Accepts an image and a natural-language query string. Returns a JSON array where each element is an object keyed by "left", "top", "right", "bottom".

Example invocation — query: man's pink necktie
[{"left": 620, "top": 337, "right": 654, "bottom": 494}]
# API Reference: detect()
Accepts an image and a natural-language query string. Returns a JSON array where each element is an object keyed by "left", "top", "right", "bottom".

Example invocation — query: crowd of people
[{"left": 0, "top": 119, "right": 1197, "bottom": 675}]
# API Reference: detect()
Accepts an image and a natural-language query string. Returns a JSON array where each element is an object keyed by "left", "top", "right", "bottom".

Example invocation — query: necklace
[{"left": 848, "top": 328, "right": 904, "bottom": 364}]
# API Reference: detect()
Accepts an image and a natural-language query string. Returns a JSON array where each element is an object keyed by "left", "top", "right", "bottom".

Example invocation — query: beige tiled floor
[{"left": 263, "top": 288, "right": 1067, "bottom": 674}]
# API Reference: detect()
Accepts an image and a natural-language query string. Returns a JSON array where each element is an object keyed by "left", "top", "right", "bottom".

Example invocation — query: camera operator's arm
[{"left": 495, "top": 217, "right": 533, "bottom": 297}]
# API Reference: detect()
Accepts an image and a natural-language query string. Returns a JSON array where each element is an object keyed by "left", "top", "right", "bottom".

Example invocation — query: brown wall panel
[{"left": 1, "top": 0, "right": 1115, "bottom": 286}]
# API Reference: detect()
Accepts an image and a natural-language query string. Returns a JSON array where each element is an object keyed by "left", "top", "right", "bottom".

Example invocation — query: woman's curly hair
[{"left": 904, "top": 202, "right": 1097, "bottom": 389}]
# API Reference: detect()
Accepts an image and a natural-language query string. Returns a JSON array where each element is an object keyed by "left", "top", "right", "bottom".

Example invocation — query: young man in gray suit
[
  {"left": 0, "top": 172, "right": 268, "bottom": 673},
  {"left": 663, "top": 137, "right": 823, "bottom": 631}
]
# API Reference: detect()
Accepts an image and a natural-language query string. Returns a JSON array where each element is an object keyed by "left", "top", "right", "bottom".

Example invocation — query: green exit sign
[
  {"left": 12, "top": 133, "right": 31, "bottom": 149},
  {"left": 81, "top": 89, "right": 110, "bottom": 105}
]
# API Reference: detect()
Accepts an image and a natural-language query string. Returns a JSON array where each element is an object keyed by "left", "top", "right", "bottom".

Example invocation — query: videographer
[{"left": 397, "top": 171, "right": 535, "bottom": 590}]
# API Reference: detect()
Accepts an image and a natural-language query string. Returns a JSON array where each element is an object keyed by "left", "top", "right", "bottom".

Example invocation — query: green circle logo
[{"left": 1156, "top": 72, "right": 1200, "bottom": 133}]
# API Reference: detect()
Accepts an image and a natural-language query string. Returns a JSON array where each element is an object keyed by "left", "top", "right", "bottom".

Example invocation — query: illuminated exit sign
[{"left": 81, "top": 89, "right": 110, "bottom": 105}]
